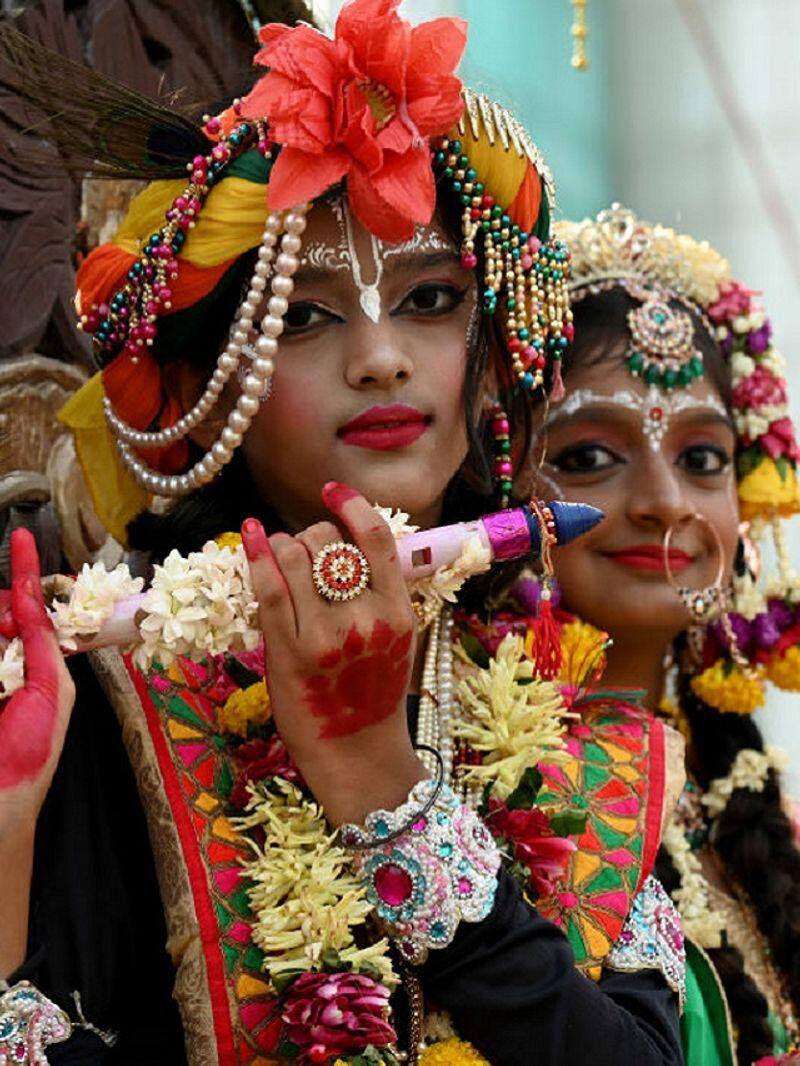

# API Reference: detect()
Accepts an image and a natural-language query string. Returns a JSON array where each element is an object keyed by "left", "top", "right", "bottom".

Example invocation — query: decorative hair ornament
[
  {"left": 625, "top": 288, "right": 705, "bottom": 390},
  {"left": 701, "top": 745, "right": 789, "bottom": 819}
]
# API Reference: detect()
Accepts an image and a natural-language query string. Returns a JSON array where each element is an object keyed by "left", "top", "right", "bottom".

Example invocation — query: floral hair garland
[{"left": 556, "top": 205, "right": 800, "bottom": 715}]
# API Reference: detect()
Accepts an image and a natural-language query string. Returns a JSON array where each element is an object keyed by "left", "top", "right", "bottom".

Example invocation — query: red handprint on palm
[{"left": 304, "top": 620, "right": 413, "bottom": 740}]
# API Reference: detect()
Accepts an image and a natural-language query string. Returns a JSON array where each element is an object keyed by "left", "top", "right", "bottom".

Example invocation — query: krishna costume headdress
[
  {"left": 0, "top": 0, "right": 571, "bottom": 546},
  {"left": 555, "top": 203, "right": 800, "bottom": 713}
]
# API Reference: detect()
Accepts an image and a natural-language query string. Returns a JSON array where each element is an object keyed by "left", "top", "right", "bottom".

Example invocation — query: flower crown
[
  {"left": 57, "top": 0, "right": 572, "bottom": 544},
  {"left": 555, "top": 204, "right": 800, "bottom": 713}
]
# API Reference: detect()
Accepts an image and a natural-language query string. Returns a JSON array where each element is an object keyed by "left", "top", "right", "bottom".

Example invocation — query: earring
[{"left": 487, "top": 400, "right": 513, "bottom": 508}]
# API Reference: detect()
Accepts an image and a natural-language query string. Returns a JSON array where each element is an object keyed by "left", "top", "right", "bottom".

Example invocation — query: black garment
[
  {"left": 9, "top": 656, "right": 185, "bottom": 1064},
  {"left": 422, "top": 870, "right": 683, "bottom": 1065},
  {"left": 8, "top": 676, "right": 683, "bottom": 1065}
]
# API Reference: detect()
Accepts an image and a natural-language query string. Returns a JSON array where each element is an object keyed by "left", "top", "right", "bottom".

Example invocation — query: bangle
[
  {"left": 341, "top": 778, "right": 500, "bottom": 964},
  {"left": 341, "top": 746, "right": 445, "bottom": 852},
  {"left": 0, "top": 980, "right": 72, "bottom": 1063}
]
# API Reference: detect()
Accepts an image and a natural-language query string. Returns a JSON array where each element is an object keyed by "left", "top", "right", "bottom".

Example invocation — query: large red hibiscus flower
[{"left": 240, "top": 0, "right": 467, "bottom": 242}]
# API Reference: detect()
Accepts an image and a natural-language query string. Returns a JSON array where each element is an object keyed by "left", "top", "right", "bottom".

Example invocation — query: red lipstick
[
  {"left": 603, "top": 545, "right": 695, "bottom": 573},
  {"left": 338, "top": 404, "right": 430, "bottom": 451}
]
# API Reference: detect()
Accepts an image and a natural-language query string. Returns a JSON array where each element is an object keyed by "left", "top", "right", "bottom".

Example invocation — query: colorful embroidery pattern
[
  {"left": 536, "top": 703, "right": 665, "bottom": 979},
  {"left": 135, "top": 653, "right": 280, "bottom": 1065}
]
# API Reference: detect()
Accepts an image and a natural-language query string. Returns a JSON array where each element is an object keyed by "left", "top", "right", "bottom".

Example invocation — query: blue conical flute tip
[{"left": 548, "top": 500, "right": 605, "bottom": 544}]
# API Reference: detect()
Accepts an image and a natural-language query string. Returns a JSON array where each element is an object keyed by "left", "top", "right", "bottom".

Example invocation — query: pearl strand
[
  {"left": 416, "top": 607, "right": 442, "bottom": 777},
  {"left": 104, "top": 214, "right": 281, "bottom": 449},
  {"left": 114, "top": 204, "right": 308, "bottom": 497},
  {"left": 436, "top": 610, "right": 455, "bottom": 784}
]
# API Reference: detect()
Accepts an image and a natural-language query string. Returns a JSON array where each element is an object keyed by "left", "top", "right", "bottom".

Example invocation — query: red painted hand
[
  {"left": 0, "top": 530, "right": 75, "bottom": 824},
  {"left": 242, "top": 483, "right": 426, "bottom": 825}
]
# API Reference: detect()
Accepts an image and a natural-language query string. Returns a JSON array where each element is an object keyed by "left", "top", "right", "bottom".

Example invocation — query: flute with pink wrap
[{"left": 70, "top": 499, "right": 603, "bottom": 653}]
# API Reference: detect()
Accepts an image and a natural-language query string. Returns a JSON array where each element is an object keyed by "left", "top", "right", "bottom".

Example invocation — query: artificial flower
[
  {"left": 235, "top": 780, "right": 396, "bottom": 984},
  {"left": 759, "top": 417, "right": 799, "bottom": 462},
  {"left": 732, "top": 365, "right": 787, "bottom": 411},
  {"left": 230, "top": 736, "right": 301, "bottom": 809},
  {"left": 765, "top": 645, "right": 800, "bottom": 691},
  {"left": 487, "top": 798, "right": 576, "bottom": 897},
  {"left": 747, "top": 320, "right": 772, "bottom": 354},
  {"left": 419, "top": 1038, "right": 490, "bottom": 1065},
  {"left": 690, "top": 659, "right": 765, "bottom": 715},
  {"left": 134, "top": 541, "right": 260, "bottom": 670},
  {"left": 282, "top": 971, "right": 396, "bottom": 1065},
  {"left": 453, "top": 634, "right": 569, "bottom": 800},
  {"left": 706, "top": 280, "right": 754, "bottom": 324},
  {"left": 241, "top": 0, "right": 467, "bottom": 241},
  {"left": 217, "top": 679, "right": 271, "bottom": 737},
  {"left": 739, "top": 458, "right": 800, "bottom": 521}
]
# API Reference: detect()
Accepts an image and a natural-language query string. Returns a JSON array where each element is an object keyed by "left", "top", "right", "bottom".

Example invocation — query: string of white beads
[{"left": 112, "top": 204, "right": 309, "bottom": 497}]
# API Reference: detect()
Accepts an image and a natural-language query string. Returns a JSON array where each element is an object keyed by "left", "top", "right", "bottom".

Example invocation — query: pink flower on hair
[
  {"left": 282, "top": 971, "right": 396, "bottom": 1064},
  {"left": 707, "top": 280, "right": 755, "bottom": 324},
  {"left": 732, "top": 365, "right": 787, "bottom": 411},
  {"left": 759, "top": 417, "right": 800, "bottom": 461}
]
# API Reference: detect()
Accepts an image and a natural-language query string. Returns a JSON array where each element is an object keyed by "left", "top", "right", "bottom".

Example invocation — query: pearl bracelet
[{"left": 341, "top": 778, "right": 500, "bottom": 964}]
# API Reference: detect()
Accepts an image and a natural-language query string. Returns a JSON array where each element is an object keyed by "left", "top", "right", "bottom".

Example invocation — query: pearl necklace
[
  {"left": 107, "top": 204, "right": 310, "bottom": 497},
  {"left": 416, "top": 607, "right": 476, "bottom": 804}
]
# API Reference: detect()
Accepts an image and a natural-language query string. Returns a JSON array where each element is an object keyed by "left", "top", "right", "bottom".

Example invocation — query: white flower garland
[
  {"left": 701, "top": 745, "right": 789, "bottom": 819},
  {"left": 0, "top": 508, "right": 492, "bottom": 699},
  {"left": 662, "top": 815, "right": 726, "bottom": 949}
]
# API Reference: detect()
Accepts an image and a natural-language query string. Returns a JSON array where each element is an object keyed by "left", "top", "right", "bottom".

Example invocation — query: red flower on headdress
[{"left": 240, "top": 0, "right": 467, "bottom": 242}]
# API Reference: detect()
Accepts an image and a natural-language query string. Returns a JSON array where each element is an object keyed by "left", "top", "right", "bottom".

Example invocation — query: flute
[
  {"left": 78, "top": 499, "right": 603, "bottom": 652},
  {"left": 0, "top": 500, "right": 604, "bottom": 698}
]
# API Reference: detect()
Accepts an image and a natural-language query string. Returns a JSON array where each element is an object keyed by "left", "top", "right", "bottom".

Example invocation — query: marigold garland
[
  {"left": 418, "top": 1038, "right": 490, "bottom": 1065},
  {"left": 690, "top": 659, "right": 765, "bottom": 715},
  {"left": 765, "top": 645, "right": 800, "bottom": 691}
]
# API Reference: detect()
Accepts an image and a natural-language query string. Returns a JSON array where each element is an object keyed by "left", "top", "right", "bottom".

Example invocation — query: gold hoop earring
[{"left": 663, "top": 514, "right": 729, "bottom": 624}]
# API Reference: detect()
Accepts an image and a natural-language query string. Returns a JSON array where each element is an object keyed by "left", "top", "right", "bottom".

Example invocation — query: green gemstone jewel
[
  {"left": 644, "top": 365, "right": 660, "bottom": 386},
  {"left": 628, "top": 353, "right": 645, "bottom": 374},
  {"left": 663, "top": 368, "right": 678, "bottom": 389}
]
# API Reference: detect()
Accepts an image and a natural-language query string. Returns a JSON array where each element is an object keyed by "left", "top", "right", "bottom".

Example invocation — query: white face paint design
[
  {"left": 298, "top": 196, "right": 455, "bottom": 324},
  {"left": 544, "top": 384, "right": 729, "bottom": 452}
]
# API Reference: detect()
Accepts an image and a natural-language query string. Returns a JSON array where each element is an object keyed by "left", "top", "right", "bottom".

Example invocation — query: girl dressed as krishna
[{"left": 0, "top": 3, "right": 690, "bottom": 1064}]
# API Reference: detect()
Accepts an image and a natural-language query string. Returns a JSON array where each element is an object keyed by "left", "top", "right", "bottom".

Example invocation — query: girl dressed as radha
[
  {"left": 526, "top": 204, "right": 800, "bottom": 1066},
  {"left": 1, "top": 6, "right": 685, "bottom": 1064}
]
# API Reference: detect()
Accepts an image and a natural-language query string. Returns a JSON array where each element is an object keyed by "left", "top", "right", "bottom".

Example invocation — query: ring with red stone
[{"left": 312, "top": 541, "right": 370, "bottom": 602}]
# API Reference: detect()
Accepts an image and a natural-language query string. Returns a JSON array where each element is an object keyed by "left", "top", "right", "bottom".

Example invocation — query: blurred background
[{"left": 1, "top": 0, "right": 799, "bottom": 782}]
